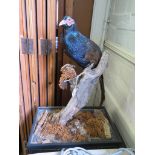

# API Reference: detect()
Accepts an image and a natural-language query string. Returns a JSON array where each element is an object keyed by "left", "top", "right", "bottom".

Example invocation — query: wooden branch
[{"left": 55, "top": 52, "right": 109, "bottom": 125}]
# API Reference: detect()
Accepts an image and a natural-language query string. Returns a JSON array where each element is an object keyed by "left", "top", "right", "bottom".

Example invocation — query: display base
[{"left": 27, "top": 106, "right": 125, "bottom": 154}]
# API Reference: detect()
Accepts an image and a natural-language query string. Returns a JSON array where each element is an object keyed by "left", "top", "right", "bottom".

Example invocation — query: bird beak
[{"left": 59, "top": 20, "right": 66, "bottom": 26}]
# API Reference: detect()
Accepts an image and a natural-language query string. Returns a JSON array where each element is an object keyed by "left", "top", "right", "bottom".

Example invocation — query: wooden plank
[
  {"left": 26, "top": 0, "right": 40, "bottom": 116},
  {"left": 65, "top": 0, "right": 74, "bottom": 16},
  {"left": 47, "top": 0, "right": 56, "bottom": 106},
  {"left": 20, "top": 56, "right": 32, "bottom": 135},
  {"left": 19, "top": 65, "right": 27, "bottom": 155},
  {"left": 19, "top": 63, "right": 27, "bottom": 142},
  {"left": 19, "top": 126, "right": 27, "bottom": 155},
  {"left": 19, "top": 0, "right": 27, "bottom": 51},
  {"left": 19, "top": 0, "right": 32, "bottom": 136},
  {"left": 56, "top": 0, "right": 65, "bottom": 106},
  {"left": 37, "top": 0, "right": 47, "bottom": 106},
  {"left": 73, "top": 0, "right": 94, "bottom": 37}
]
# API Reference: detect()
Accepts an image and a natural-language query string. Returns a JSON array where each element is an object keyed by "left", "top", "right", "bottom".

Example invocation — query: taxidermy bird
[{"left": 59, "top": 16, "right": 105, "bottom": 106}]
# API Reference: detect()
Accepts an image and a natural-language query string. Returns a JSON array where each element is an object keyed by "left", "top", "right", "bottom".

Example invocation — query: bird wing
[
  {"left": 64, "top": 31, "right": 102, "bottom": 67},
  {"left": 65, "top": 32, "right": 89, "bottom": 57}
]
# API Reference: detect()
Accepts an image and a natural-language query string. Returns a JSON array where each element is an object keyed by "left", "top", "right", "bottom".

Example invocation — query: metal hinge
[
  {"left": 40, "top": 39, "right": 52, "bottom": 55},
  {"left": 21, "top": 37, "right": 33, "bottom": 54}
]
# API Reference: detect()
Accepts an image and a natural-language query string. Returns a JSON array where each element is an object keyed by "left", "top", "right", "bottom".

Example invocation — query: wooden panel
[
  {"left": 65, "top": 0, "right": 74, "bottom": 16},
  {"left": 19, "top": 0, "right": 32, "bottom": 136},
  {"left": 73, "top": 0, "right": 94, "bottom": 37},
  {"left": 19, "top": 0, "right": 27, "bottom": 51},
  {"left": 37, "top": 0, "right": 47, "bottom": 106},
  {"left": 19, "top": 64, "right": 27, "bottom": 142},
  {"left": 19, "top": 1, "right": 56, "bottom": 153},
  {"left": 56, "top": 0, "right": 65, "bottom": 105},
  {"left": 47, "top": 0, "right": 56, "bottom": 105},
  {"left": 19, "top": 126, "right": 26, "bottom": 155},
  {"left": 19, "top": 66, "right": 27, "bottom": 155},
  {"left": 26, "top": 0, "right": 40, "bottom": 116},
  {"left": 20, "top": 54, "right": 32, "bottom": 135}
]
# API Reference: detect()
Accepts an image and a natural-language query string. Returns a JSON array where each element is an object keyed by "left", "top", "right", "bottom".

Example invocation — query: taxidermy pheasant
[{"left": 59, "top": 16, "right": 105, "bottom": 105}]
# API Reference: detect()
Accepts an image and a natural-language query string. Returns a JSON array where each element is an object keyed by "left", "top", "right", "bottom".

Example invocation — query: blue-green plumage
[
  {"left": 59, "top": 16, "right": 102, "bottom": 68},
  {"left": 64, "top": 30, "right": 90, "bottom": 67}
]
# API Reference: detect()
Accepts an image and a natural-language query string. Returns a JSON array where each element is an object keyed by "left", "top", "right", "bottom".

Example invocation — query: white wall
[
  {"left": 106, "top": 0, "right": 135, "bottom": 53},
  {"left": 90, "top": 0, "right": 111, "bottom": 50},
  {"left": 90, "top": 0, "right": 135, "bottom": 147},
  {"left": 104, "top": 0, "right": 135, "bottom": 147},
  {"left": 104, "top": 47, "right": 135, "bottom": 147}
]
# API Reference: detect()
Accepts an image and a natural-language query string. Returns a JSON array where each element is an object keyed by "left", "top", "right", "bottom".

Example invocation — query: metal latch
[
  {"left": 21, "top": 37, "right": 33, "bottom": 54},
  {"left": 40, "top": 39, "right": 52, "bottom": 55}
]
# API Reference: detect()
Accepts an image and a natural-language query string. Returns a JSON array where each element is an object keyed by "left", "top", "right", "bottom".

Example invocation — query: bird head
[{"left": 59, "top": 16, "right": 75, "bottom": 30}]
